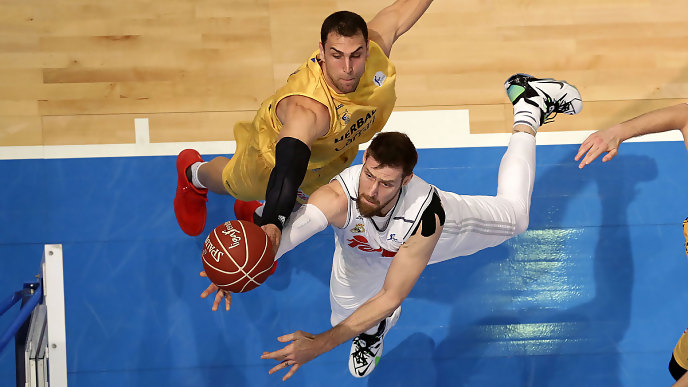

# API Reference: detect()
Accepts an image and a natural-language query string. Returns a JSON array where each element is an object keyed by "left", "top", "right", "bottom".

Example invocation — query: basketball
[{"left": 201, "top": 220, "right": 275, "bottom": 293}]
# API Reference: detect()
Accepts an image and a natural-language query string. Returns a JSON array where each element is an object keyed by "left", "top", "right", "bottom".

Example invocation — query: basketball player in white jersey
[
  {"left": 201, "top": 73, "right": 583, "bottom": 379},
  {"left": 575, "top": 103, "right": 688, "bottom": 387}
]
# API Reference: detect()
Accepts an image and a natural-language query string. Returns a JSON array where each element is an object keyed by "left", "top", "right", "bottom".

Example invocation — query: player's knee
[
  {"left": 503, "top": 197, "right": 530, "bottom": 235},
  {"left": 513, "top": 206, "right": 530, "bottom": 235},
  {"left": 515, "top": 215, "right": 529, "bottom": 235}
]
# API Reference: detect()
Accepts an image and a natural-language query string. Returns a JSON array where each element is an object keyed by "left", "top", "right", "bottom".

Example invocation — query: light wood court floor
[{"left": 1, "top": 0, "right": 687, "bottom": 147}]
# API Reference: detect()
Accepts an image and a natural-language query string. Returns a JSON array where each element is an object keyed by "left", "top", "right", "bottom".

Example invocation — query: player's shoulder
[
  {"left": 335, "top": 164, "right": 362, "bottom": 191},
  {"left": 309, "top": 180, "right": 349, "bottom": 226},
  {"left": 279, "top": 94, "right": 329, "bottom": 115}
]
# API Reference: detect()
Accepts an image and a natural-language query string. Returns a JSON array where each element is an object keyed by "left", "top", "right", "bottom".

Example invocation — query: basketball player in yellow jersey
[
  {"left": 174, "top": 0, "right": 434, "bottom": 250},
  {"left": 576, "top": 103, "right": 688, "bottom": 386}
]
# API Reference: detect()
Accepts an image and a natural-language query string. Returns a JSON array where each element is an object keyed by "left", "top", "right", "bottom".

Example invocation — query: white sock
[
  {"left": 190, "top": 162, "right": 206, "bottom": 189},
  {"left": 364, "top": 322, "right": 381, "bottom": 335},
  {"left": 512, "top": 99, "right": 542, "bottom": 132},
  {"left": 255, "top": 203, "right": 264, "bottom": 217}
]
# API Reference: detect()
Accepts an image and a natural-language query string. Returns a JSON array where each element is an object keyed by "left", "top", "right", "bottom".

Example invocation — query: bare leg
[
  {"left": 198, "top": 156, "right": 231, "bottom": 195},
  {"left": 513, "top": 124, "right": 536, "bottom": 136}
]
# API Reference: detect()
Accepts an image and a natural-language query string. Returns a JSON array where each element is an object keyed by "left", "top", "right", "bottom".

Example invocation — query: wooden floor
[{"left": 1, "top": 0, "right": 687, "bottom": 147}]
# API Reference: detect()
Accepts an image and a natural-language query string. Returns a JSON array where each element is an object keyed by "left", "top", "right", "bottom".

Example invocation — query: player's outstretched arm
[
  {"left": 274, "top": 180, "right": 349, "bottom": 259},
  {"left": 258, "top": 96, "right": 331, "bottom": 253},
  {"left": 575, "top": 103, "right": 688, "bottom": 169},
  {"left": 261, "top": 215, "right": 442, "bottom": 380},
  {"left": 367, "top": 0, "right": 433, "bottom": 57}
]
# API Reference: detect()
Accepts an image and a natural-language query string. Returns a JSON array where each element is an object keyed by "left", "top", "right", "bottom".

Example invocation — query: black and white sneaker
[
  {"left": 348, "top": 306, "right": 401, "bottom": 378},
  {"left": 505, "top": 73, "right": 582, "bottom": 128}
]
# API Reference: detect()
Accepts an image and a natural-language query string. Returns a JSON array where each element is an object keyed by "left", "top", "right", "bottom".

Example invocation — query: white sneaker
[
  {"left": 505, "top": 73, "right": 582, "bottom": 126},
  {"left": 348, "top": 306, "right": 401, "bottom": 378}
]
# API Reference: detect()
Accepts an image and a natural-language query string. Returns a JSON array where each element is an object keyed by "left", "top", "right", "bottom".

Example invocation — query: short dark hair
[
  {"left": 366, "top": 132, "right": 418, "bottom": 177},
  {"left": 320, "top": 11, "right": 368, "bottom": 45}
]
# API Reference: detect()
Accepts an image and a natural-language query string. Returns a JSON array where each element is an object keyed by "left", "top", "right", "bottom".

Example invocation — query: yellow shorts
[{"left": 222, "top": 122, "right": 355, "bottom": 202}]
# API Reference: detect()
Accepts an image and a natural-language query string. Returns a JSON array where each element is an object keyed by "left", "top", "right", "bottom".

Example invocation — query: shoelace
[
  {"left": 352, "top": 336, "right": 377, "bottom": 365},
  {"left": 543, "top": 94, "right": 574, "bottom": 124}
]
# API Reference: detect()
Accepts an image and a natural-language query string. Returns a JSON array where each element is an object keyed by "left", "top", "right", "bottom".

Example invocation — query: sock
[
  {"left": 190, "top": 162, "right": 207, "bottom": 189},
  {"left": 512, "top": 98, "right": 542, "bottom": 132},
  {"left": 364, "top": 321, "right": 383, "bottom": 335}
]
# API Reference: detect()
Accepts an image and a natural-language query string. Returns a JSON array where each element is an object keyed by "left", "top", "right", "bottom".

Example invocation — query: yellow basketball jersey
[{"left": 223, "top": 41, "right": 397, "bottom": 200}]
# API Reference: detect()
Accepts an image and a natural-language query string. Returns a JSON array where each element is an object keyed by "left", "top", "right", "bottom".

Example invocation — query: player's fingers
[
  {"left": 200, "top": 283, "right": 217, "bottom": 298},
  {"left": 283, "top": 363, "right": 301, "bottom": 381},
  {"left": 212, "top": 290, "right": 223, "bottom": 311},
  {"left": 277, "top": 333, "right": 295, "bottom": 342},
  {"left": 225, "top": 291, "right": 231, "bottom": 311},
  {"left": 602, "top": 148, "right": 618, "bottom": 162},
  {"left": 261, "top": 347, "right": 288, "bottom": 360},
  {"left": 268, "top": 363, "right": 284, "bottom": 375},
  {"left": 581, "top": 146, "right": 604, "bottom": 167},
  {"left": 200, "top": 271, "right": 208, "bottom": 277},
  {"left": 575, "top": 140, "right": 593, "bottom": 161}
]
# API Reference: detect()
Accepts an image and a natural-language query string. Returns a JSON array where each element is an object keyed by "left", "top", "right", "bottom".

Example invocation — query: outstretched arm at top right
[
  {"left": 575, "top": 103, "right": 688, "bottom": 169},
  {"left": 367, "top": 0, "right": 433, "bottom": 57}
]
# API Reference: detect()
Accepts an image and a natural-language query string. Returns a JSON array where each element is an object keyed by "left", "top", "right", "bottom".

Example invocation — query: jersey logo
[
  {"left": 350, "top": 223, "right": 365, "bottom": 233},
  {"left": 373, "top": 71, "right": 386, "bottom": 87},
  {"left": 341, "top": 109, "right": 351, "bottom": 124},
  {"left": 387, "top": 233, "right": 400, "bottom": 243},
  {"left": 347, "top": 235, "right": 396, "bottom": 257}
]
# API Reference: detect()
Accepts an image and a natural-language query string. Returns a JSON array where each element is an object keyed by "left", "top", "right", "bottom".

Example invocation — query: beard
[{"left": 356, "top": 193, "right": 396, "bottom": 218}]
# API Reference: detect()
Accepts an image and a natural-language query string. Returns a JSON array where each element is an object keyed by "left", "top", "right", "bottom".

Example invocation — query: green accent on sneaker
[
  {"left": 375, "top": 356, "right": 380, "bottom": 366},
  {"left": 507, "top": 85, "right": 525, "bottom": 103}
]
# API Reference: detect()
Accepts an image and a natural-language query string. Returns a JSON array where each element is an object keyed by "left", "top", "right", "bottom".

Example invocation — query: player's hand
[
  {"left": 260, "top": 330, "right": 324, "bottom": 381},
  {"left": 199, "top": 271, "right": 232, "bottom": 311},
  {"left": 261, "top": 224, "right": 282, "bottom": 256},
  {"left": 575, "top": 126, "right": 623, "bottom": 169}
]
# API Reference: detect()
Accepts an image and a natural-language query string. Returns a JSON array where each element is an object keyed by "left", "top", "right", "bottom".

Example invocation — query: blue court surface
[{"left": 1, "top": 141, "right": 687, "bottom": 386}]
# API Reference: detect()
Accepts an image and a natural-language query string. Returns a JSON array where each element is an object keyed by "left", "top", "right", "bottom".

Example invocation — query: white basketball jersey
[
  {"left": 334, "top": 165, "right": 436, "bottom": 259},
  {"left": 333, "top": 164, "right": 519, "bottom": 265}
]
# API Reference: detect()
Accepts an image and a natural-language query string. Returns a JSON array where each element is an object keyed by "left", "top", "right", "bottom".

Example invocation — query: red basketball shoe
[
  {"left": 233, "top": 200, "right": 262, "bottom": 224},
  {"left": 174, "top": 149, "right": 208, "bottom": 236}
]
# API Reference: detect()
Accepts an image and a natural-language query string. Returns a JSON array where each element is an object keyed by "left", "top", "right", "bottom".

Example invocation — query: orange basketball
[{"left": 201, "top": 220, "right": 275, "bottom": 293}]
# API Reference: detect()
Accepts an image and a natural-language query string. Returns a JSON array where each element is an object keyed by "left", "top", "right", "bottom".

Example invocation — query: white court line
[
  {"left": 134, "top": 118, "right": 150, "bottom": 145},
  {"left": 0, "top": 110, "right": 683, "bottom": 160}
]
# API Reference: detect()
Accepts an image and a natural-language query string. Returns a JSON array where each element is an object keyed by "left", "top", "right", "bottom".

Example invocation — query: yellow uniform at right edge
[
  {"left": 223, "top": 41, "right": 396, "bottom": 201},
  {"left": 672, "top": 217, "right": 688, "bottom": 370}
]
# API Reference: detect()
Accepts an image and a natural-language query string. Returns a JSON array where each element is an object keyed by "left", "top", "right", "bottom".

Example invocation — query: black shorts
[{"left": 669, "top": 354, "right": 687, "bottom": 381}]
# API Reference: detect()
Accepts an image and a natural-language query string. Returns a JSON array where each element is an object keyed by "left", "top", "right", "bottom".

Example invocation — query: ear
[
  {"left": 361, "top": 150, "right": 368, "bottom": 164},
  {"left": 319, "top": 42, "right": 325, "bottom": 58},
  {"left": 402, "top": 173, "right": 413, "bottom": 186}
]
